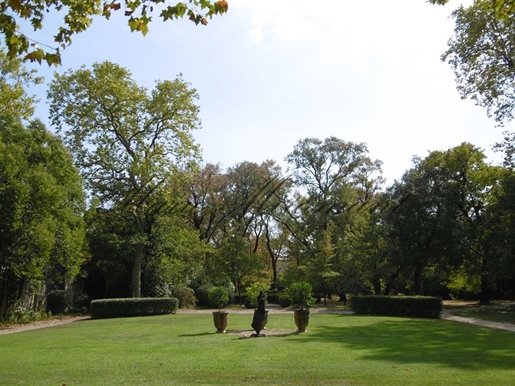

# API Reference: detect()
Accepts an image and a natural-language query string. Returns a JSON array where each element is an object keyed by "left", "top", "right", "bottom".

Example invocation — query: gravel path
[{"left": 1, "top": 305, "right": 513, "bottom": 335}]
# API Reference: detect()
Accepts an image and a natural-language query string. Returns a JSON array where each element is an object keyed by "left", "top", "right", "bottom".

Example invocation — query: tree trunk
[
  {"left": 131, "top": 242, "right": 144, "bottom": 298},
  {"left": 372, "top": 278, "right": 381, "bottom": 295},
  {"left": 479, "top": 257, "right": 490, "bottom": 305},
  {"left": 414, "top": 262, "right": 422, "bottom": 295},
  {"left": 0, "top": 271, "right": 14, "bottom": 317}
]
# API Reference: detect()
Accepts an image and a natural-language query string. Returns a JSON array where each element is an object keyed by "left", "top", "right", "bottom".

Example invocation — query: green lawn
[{"left": 1, "top": 312, "right": 514, "bottom": 385}]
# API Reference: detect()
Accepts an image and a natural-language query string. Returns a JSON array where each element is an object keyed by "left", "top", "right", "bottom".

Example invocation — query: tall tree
[
  {"left": 442, "top": 0, "right": 515, "bottom": 125},
  {"left": 283, "top": 137, "right": 384, "bottom": 297},
  {"left": 0, "top": 50, "right": 42, "bottom": 120},
  {"left": 0, "top": 117, "right": 86, "bottom": 316},
  {"left": 48, "top": 61, "right": 201, "bottom": 297},
  {"left": 383, "top": 143, "right": 502, "bottom": 299},
  {"left": 1, "top": 0, "right": 229, "bottom": 66}
]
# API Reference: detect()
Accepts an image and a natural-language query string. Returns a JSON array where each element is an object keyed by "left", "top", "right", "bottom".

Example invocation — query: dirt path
[
  {"left": 440, "top": 310, "right": 515, "bottom": 332},
  {"left": 1, "top": 305, "right": 513, "bottom": 335}
]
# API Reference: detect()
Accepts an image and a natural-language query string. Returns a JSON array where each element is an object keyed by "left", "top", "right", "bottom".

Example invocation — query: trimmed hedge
[
  {"left": 350, "top": 295, "right": 442, "bottom": 319},
  {"left": 90, "top": 297, "right": 178, "bottom": 319}
]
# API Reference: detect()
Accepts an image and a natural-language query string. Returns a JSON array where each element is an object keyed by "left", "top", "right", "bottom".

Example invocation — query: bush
[
  {"left": 46, "top": 290, "right": 68, "bottom": 315},
  {"left": 70, "top": 293, "right": 91, "bottom": 314},
  {"left": 207, "top": 286, "right": 229, "bottom": 310},
  {"left": 173, "top": 287, "right": 197, "bottom": 309},
  {"left": 267, "top": 289, "right": 280, "bottom": 304},
  {"left": 245, "top": 282, "right": 270, "bottom": 309},
  {"left": 195, "top": 284, "right": 213, "bottom": 307},
  {"left": 90, "top": 297, "right": 178, "bottom": 319},
  {"left": 278, "top": 294, "right": 291, "bottom": 308},
  {"left": 1, "top": 303, "right": 48, "bottom": 325},
  {"left": 350, "top": 296, "right": 442, "bottom": 319},
  {"left": 285, "top": 281, "right": 315, "bottom": 310}
]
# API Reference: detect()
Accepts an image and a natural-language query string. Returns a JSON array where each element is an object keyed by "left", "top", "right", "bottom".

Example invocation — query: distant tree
[
  {"left": 48, "top": 61, "right": 202, "bottom": 297},
  {"left": 383, "top": 143, "right": 502, "bottom": 300},
  {"left": 1, "top": 0, "right": 229, "bottom": 66},
  {"left": 283, "top": 137, "right": 384, "bottom": 296}
]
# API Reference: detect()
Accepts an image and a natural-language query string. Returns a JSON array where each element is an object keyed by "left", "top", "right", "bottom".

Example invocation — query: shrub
[
  {"left": 267, "top": 289, "right": 280, "bottom": 304},
  {"left": 46, "top": 290, "right": 69, "bottom": 315},
  {"left": 1, "top": 303, "right": 48, "bottom": 325},
  {"left": 278, "top": 294, "right": 291, "bottom": 308},
  {"left": 70, "top": 293, "right": 91, "bottom": 314},
  {"left": 285, "top": 281, "right": 315, "bottom": 310},
  {"left": 207, "top": 286, "right": 229, "bottom": 311},
  {"left": 195, "top": 284, "right": 213, "bottom": 307},
  {"left": 90, "top": 297, "right": 178, "bottom": 319},
  {"left": 245, "top": 282, "right": 270, "bottom": 309},
  {"left": 173, "top": 287, "right": 197, "bottom": 308},
  {"left": 350, "top": 295, "right": 442, "bottom": 319}
]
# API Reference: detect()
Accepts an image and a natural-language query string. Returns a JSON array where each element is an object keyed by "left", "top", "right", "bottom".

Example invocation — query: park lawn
[{"left": 0, "top": 312, "right": 514, "bottom": 386}]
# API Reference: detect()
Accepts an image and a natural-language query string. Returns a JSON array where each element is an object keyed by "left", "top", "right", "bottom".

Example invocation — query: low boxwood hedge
[
  {"left": 90, "top": 297, "right": 179, "bottom": 319},
  {"left": 350, "top": 295, "right": 442, "bottom": 319}
]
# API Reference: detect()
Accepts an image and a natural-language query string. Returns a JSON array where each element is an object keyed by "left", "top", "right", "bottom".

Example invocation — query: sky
[{"left": 25, "top": 0, "right": 512, "bottom": 185}]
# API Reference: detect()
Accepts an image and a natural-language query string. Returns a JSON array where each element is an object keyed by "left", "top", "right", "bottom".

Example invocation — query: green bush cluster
[
  {"left": 267, "top": 289, "right": 280, "bottom": 304},
  {"left": 207, "top": 287, "right": 229, "bottom": 310},
  {"left": 285, "top": 281, "right": 315, "bottom": 310},
  {"left": 350, "top": 295, "right": 442, "bottom": 319},
  {"left": 278, "top": 294, "right": 291, "bottom": 308},
  {"left": 0, "top": 304, "right": 48, "bottom": 325},
  {"left": 173, "top": 287, "right": 197, "bottom": 308},
  {"left": 90, "top": 297, "right": 178, "bottom": 319},
  {"left": 46, "top": 290, "right": 68, "bottom": 315},
  {"left": 244, "top": 282, "right": 269, "bottom": 309}
]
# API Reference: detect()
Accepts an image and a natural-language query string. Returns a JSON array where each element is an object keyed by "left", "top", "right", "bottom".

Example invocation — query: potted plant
[
  {"left": 285, "top": 281, "right": 315, "bottom": 332},
  {"left": 208, "top": 286, "right": 230, "bottom": 333}
]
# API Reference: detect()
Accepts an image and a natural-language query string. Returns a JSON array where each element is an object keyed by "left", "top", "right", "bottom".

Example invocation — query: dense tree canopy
[
  {"left": 0, "top": 50, "right": 42, "bottom": 120},
  {"left": 0, "top": 117, "right": 86, "bottom": 316},
  {"left": 1, "top": 0, "right": 229, "bottom": 65},
  {"left": 442, "top": 0, "right": 515, "bottom": 125},
  {"left": 48, "top": 61, "right": 202, "bottom": 297}
]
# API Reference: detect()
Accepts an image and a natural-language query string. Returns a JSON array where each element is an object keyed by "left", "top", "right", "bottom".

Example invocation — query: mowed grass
[{"left": 1, "top": 312, "right": 514, "bottom": 386}]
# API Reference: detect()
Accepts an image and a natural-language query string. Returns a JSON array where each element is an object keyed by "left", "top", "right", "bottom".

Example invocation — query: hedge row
[
  {"left": 350, "top": 296, "right": 442, "bottom": 319},
  {"left": 90, "top": 297, "right": 179, "bottom": 319}
]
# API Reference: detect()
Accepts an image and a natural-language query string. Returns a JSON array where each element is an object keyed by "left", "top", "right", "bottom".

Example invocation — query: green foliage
[
  {"left": 1, "top": 0, "right": 229, "bottom": 66},
  {"left": 46, "top": 290, "right": 68, "bottom": 315},
  {"left": 443, "top": 1, "right": 515, "bottom": 125},
  {"left": 0, "top": 50, "right": 42, "bottom": 120},
  {"left": 173, "top": 287, "right": 197, "bottom": 309},
  {"left": 90, "top": 297, "right": 178, "bottom": 319},
  {"left": 48, "top": 61, "right": 202, "bottom": 298},
  {"left": 278, "top": 294, "right": 291, "bottom": 308},
  {"left": 207, "top": 286, "right": 229, "bottom": 310},
  {"left": 350, "top": 296, "right": 443, "bottom": 319},
  {"left": 0, "top": 303, "right": 48, "bottom": 325},
  {"left": 245, "top": 282, "right": 269, "bottom": 309},
  {"left": 194, "top": 284, "right": 213, "bottom": 307},
  {"left": 284, "top": 281, "right": 315, "bottom": 310},
  {"left": 0, "top": 117, "right": 86, "bottom": 317}
]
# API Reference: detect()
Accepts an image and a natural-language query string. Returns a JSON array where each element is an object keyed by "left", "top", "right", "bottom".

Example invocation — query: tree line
[{"left": 1, "top": 52, "right": 514, "bottom": 319}]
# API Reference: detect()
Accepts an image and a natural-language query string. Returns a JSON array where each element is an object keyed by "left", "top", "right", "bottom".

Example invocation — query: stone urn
[
  {"left": 293, "top": 309, "right": 310, "bottom": 332},
  {"left": 212, "top": 311, "right": 228, "bottom": 333}
]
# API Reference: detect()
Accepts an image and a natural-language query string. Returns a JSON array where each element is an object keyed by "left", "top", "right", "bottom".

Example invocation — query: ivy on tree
[{"left": 1, "top": 0, "right": 229, "bottom": 66}]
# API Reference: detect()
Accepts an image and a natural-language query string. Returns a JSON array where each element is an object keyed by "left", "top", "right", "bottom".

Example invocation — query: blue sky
[{"left": 26, "top": 0, "right": 509, "bottom": 184}]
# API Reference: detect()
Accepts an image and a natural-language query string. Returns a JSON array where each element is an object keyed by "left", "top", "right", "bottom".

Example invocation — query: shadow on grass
[{"left": 289, "top": 314, "right": 515, "bottom": 370}]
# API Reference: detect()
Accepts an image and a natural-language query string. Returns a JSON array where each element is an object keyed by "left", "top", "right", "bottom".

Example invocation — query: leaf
[{"left": 24, "top": 49, "right": 45, "bottom": 64}]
